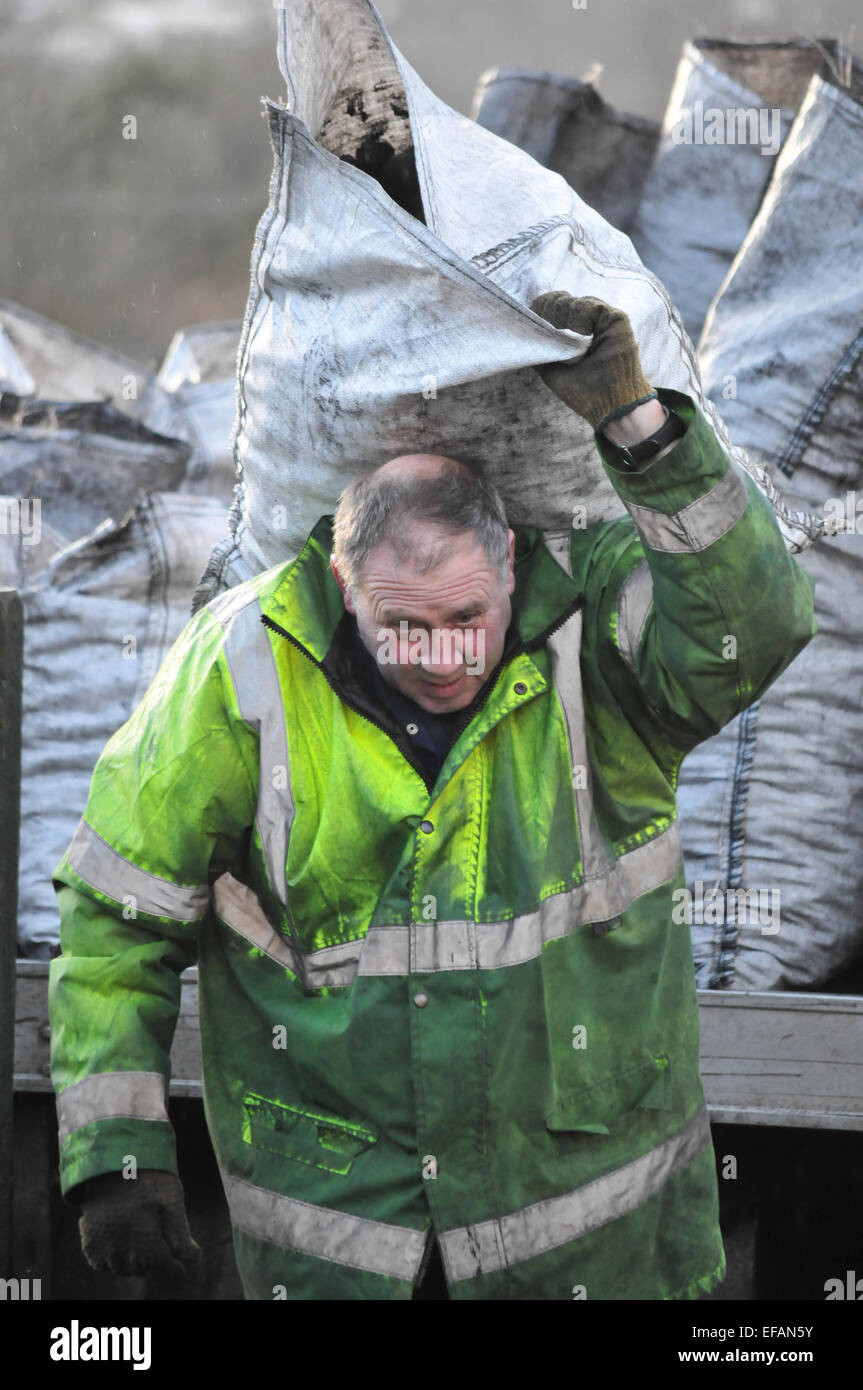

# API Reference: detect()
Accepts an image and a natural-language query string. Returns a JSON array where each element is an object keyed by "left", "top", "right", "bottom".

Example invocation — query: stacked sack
[
  {"left": 475, "top": 37, "right": 863, "bottom": 990},
  {"left": 0, "top": 304, "right": 239, "bottom": 956},
  {"left": 679, "top": 52, "right": 863, "bottom": 989}
]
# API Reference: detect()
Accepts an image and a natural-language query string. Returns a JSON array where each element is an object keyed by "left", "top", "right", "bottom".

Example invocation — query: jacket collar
[{"left": 260, "top": 515, "right": 583, "bottom": 665}]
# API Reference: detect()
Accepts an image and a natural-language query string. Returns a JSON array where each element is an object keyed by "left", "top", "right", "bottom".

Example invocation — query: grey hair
[{"left": 331, "top": 456, "right": 510, "bottom": 592}]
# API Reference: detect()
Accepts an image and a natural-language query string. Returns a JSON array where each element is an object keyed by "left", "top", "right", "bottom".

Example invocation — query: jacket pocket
[
  {"left": 242, "top": 1092, "right": 377, "bottom": 1175},
  {"left": 545, "top": 1054, "right": 672, "bottom": 1136}
]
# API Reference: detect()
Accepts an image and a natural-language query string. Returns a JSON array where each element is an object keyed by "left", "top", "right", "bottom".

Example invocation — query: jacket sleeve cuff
[
  {"left": 58, "top": 1114, "right": 179, "bottom": 1202},
  {"left": 595, "top": 389, "right": 748, "bottom": 555}
]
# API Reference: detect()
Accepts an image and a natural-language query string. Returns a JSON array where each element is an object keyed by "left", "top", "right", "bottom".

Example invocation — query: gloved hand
[
  {"left": 77, "top": 1169, "right": 202, "bottom": 1284},
  {"left": 529, "top": 292, "right": 657, "bottom": 432}
]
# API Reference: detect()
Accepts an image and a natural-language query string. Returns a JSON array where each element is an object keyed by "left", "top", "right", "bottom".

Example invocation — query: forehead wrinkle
[
  {"left": 364, "top": 569, "right": 496, "bottom": 613},
  {"left": 365, "top": 569, "right": 494, "bottom": 597},
  {"left": 369, "top": 594, "right": 496, "bottom": 630}
]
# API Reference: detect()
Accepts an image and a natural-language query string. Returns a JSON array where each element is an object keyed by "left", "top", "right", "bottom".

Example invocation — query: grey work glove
[
  {"left": 77, "top": 1169, "right": 202, "bottom": 1285},
  {"left": 529, "top": 292, "right": 657, "bottom": 432}
]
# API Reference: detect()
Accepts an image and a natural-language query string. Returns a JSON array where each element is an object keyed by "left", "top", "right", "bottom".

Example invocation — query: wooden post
[{"left": 0, "top": 588, "right": 23, "bottom": 1274}]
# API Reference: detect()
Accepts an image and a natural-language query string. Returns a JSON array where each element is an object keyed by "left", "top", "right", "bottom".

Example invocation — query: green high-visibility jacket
[{"left": 49, "top": 389, "right": 817, "bottom": 1300}]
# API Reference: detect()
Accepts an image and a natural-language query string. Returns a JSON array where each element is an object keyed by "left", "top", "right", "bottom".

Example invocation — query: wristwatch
[{"left": 612, "top": 404, "right": 687, "bottom": 469}]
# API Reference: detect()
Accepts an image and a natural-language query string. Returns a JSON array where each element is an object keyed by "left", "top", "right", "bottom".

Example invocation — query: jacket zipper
[
  {"left": 261, "top": 592, "right": 584, "bottom": 783},
  {"left": 446, "top": 593, "right": 584, "bottom": 744},
  {"left": 260, "top": 612, "right": 436, "bottom": 790}
]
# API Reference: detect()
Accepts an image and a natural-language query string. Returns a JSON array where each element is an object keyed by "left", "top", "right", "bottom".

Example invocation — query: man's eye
[{"left": 456, "top": 613, "right": 479, "bottom": 624}]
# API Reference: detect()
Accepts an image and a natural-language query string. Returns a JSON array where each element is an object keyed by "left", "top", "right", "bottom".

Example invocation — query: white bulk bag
[
  {"left": 0, "top": 400, "right": 191, "bottom": 560},
  {"left": 471, "top": 67, "right": 659, "bottom": 234},
  {"left": 196, "top": 0, "right": 821, "bottom": 607},
  {"left": 156, "top": 320, "right": 242, "bottom": 505},
  {"left": 10, "top": 493, "right": 229, "bottom": 957},
  {"left": 630, "top": 38, "right": 846, "bottom": 343},
  {"left": 681, "top": 69, "right": 863, "bottom": 990},
  {"left": 0, "top": 299, "right": 165, "bottom": 426}
]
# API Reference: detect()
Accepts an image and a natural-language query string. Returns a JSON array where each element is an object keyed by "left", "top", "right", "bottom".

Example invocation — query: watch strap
[{"left": 613, "top": 404, "right": 687, "bottom": 468}]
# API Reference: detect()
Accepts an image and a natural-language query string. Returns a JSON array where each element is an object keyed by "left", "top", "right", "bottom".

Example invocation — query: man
[{"left": 49, "top": 294, "right": 816, "bottom": 1300}]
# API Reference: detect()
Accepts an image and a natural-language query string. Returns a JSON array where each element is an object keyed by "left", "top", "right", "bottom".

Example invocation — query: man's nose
[{"left": 420, "top": 628, "right": 464, "bottom": 676}]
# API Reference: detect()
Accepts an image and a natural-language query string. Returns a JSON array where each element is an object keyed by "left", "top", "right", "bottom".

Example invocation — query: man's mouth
[{"left": 421, "top": 673, "right": 466, "bottom": 695}]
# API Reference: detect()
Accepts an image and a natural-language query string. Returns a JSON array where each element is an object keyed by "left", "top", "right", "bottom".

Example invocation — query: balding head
[
  {"left": 371, "top": 452, "right": 465, "bottom": 483},
  {"left": 330, "top": 450, "right": 510, "bottom": 595}
]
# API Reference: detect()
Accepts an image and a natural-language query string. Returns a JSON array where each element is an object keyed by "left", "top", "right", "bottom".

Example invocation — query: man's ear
[
  {"left": 505, "top": 529, "right": 516, "bottom": 596},
  {"left": 330, "top": 556, "right": 357, "bottom": 614}
]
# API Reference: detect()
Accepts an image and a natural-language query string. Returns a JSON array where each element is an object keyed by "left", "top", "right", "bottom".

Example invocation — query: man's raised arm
[{"left": 530, "top": 292, "right": 817, "bottom": 754}]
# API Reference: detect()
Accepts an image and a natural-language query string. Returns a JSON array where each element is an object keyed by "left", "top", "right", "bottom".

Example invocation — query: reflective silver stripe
[
  {"left": 213, "top": 821, "right": 681, "bottom": 985},
  {"left": 623, "top": 465, "right": 748, "bottom": 553},
  {"left": 220, "top": 1172, "right": 426, "bottom": 1282},
  {"left": 546, "top": 607, "right": 612, "bottom": 885},
  {"left": 56, "top": 1071, "right": 169, "bottom": 1146},
  {"left": 66, "top": 817, "right": 210, "bottom": 921},
  {"left": 617, "top": 559, "right": 654, "bottom": 674},
  {"left": 359, "top": 823, "right": 680, "bottom": 975},
  {"left": 212, "top": 872, "right": 299, "bottom": 970},
  {"left": 209, "top": 586, "right": 294, "bottom": 906},
  {"left": 440, "top": 1105, "right": 711, "bottom": 1281},
  {"left": 214, "top": 872, "right": 368, "bottom": 985}
]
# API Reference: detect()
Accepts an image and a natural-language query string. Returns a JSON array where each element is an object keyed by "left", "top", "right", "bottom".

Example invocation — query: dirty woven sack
[
  {"left": 679, "top": 67, "right": 863, "bottom": 990},
  {"left": 9, "top": 493, "right": 228, "bottom": 956},
  {"left": 471, "top": 67, "right": 659, "bottom": 234},
  {"left": 630, "top": 38, "right": 849, "bottom": 344},
  {"left": 194, "top": 0, "right": 821, "bottom": 608},
  {"left": 0, "top": 299, "right": 167, "bottom": 427},
  {"left": 156, "top": 320, "right": 242, "bottom": 505},
  {"left": 0, "top": 399, "right": 191, "bottom": 562}
]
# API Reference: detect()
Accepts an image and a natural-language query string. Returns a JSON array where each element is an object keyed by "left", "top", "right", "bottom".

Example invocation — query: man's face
[{"left": 335, "top": 526, "right": 516, "bottom": 714}]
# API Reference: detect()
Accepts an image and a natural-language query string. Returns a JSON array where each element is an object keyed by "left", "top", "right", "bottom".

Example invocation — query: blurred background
[{"left": 2, "top": 0, "right": 859, "bottom": 362}]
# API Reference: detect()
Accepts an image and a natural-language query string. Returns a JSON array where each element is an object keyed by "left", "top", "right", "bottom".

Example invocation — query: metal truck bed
[{"left": 13, "top": 961, "right": 863, "bottom": 1131}]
